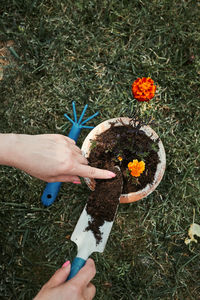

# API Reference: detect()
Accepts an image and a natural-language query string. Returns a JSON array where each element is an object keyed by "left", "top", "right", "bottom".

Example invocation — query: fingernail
[
  {"left": 73, "top": 181, "right": 81, "bottom": 184},
  {"left": 62, "top": 260, "right": 70, "bottom": 268},
  {"left": 108, "top": 171, "right": 116, "bottom": 178}
]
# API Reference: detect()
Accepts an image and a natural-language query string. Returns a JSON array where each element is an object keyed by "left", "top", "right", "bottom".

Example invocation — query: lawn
[{"left": 0, "top": 0, "right": 200, "bottom": 299}]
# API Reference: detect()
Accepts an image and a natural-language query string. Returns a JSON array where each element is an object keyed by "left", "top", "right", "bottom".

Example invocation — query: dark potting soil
[
  {"left": 86, "top": 166, "right": 123, "bottom": 244},
  {"left": 88, "top": 120, "right": 160, "bottom": 194}
]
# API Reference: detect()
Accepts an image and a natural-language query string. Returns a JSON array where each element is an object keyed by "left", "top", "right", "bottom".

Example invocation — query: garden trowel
[{"left": 67, "top": 166, "right": 122, "bottom": 280}]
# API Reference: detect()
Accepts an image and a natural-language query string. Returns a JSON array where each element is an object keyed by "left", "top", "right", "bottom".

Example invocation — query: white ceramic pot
[{"left": 81, "top": 117, "right": 166, "bottom": 204}]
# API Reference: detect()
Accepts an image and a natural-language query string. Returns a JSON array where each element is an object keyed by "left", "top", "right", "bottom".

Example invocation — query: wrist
[{"left": 0, "top": 133, "right": 18, "bottom": 167}]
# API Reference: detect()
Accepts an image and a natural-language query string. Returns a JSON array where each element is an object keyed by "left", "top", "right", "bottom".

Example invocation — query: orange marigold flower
[
  {"left": 118, "top": 156, "right": 123, "bottom": 161},
  {"left": 128, "top": 159, "right": 145, "bottom": 177},
  {"left": 132, "top": 77, "right": 156, "bottom": 102}
]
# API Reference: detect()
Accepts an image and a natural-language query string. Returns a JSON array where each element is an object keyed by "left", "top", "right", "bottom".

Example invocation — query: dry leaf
[
  {"left": 0, "top": 40, "right": 14, "bottom": 80},
  {"left": 185, "top": 223, "right": 200, "bottom": 245}
]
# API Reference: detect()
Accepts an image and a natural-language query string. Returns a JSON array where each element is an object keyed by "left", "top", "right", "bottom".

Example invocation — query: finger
[
  {"left": 64, "top": 136, "right": 76, "bottom": 144},
  {"left": 84, "top": 283, "right": 96, "bottom": 300},
  {"left": 76, "top": 154, "right": 88, "bottom": 165},
  {"left": 58, "top": 136, "right": 81, "bottom": 154},
  {"left": 48, "top": 175, "right": 81, "bottom": 183},
  {"left": 75, "top": 165, "right": 116, "bottom": 179},
  {"left": 53, "top": 134, "right": 75, "bottom": 144},
  {"left": 45, "top": 262, "right": 71, "bottom": 288},
  {"left": 71, "top": 258, "right": 96, "bottom": 286},
  {"left": 70, "top": 144, "right": 82, "bottom": 154}
]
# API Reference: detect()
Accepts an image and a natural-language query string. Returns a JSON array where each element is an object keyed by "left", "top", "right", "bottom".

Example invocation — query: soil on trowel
[{"left": 86, "top": 166, "right": 123, "bottom": 244}]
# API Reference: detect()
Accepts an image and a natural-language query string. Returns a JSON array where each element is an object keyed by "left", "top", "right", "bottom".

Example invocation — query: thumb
[{"left": 46, "top": 261, "right": 71, "bottom": 288}]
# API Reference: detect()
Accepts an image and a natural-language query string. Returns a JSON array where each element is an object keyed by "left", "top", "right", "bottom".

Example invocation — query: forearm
[{"left": 0, "top": 133, "right": 17, "bottom": 167}]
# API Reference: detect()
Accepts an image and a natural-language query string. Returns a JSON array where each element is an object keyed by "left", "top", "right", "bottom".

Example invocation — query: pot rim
[{"left": 81, "top": 117, "right": 166, "bottom": 204}]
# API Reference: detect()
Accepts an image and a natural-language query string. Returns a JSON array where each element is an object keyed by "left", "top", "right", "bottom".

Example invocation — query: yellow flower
[
  {"left": 118, "top": 156, "right": 123, "bottom": 161},
  {"left": 128, "top": 159, "right": 145, "bottom": 177}
]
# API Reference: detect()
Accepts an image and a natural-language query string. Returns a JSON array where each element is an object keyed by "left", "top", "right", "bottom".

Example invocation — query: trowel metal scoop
[{"left": 67, "top": 166, "right": 122, "bottom": 280}]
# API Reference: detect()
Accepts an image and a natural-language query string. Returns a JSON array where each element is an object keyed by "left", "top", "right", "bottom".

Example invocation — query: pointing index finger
[{"left": 76, "top": 164, "right": 116, "bottom": 179}]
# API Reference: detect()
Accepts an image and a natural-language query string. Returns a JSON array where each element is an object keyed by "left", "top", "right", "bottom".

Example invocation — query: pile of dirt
[{"left": 86, "top": 166, "right": 123, "bottom": 244}]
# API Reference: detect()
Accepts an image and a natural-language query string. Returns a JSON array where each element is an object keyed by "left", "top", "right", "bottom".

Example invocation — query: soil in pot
[
  {"left": 87, "top": 119, "right": 160, "bottom": 194},
  {"left": 86, "top": 166, "right": 123, "bottom": 244}
]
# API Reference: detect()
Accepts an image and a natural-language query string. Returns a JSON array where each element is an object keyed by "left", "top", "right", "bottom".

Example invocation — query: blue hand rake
[{"left": 41, "top": 101, "right": 99, "bottom": 207}]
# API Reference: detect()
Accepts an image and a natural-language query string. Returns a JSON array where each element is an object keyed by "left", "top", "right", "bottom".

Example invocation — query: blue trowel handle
[
  {"left": 67, "top": 257, "right": 86, "bottom": 280},
  {"left": 41, "top": 125, "right": 81, "bottom": 207}
]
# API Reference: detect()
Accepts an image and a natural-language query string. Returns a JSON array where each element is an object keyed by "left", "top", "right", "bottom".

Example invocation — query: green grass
[{"left": 0, "top": 0, "right": 200, "bottom": 299}]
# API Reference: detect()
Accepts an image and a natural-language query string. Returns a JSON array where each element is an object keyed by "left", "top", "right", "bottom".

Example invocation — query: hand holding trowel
[{"left": 68, "top": 166, "right": 123, "bottom": 280}]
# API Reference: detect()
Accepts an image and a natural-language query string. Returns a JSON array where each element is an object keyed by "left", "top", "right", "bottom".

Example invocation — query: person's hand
[
  {"left": 3, "top": 134, "right": 115, "bottom": 183},
  {"left": 34, "top": 259, "right": 96, "bottom": 300}
]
